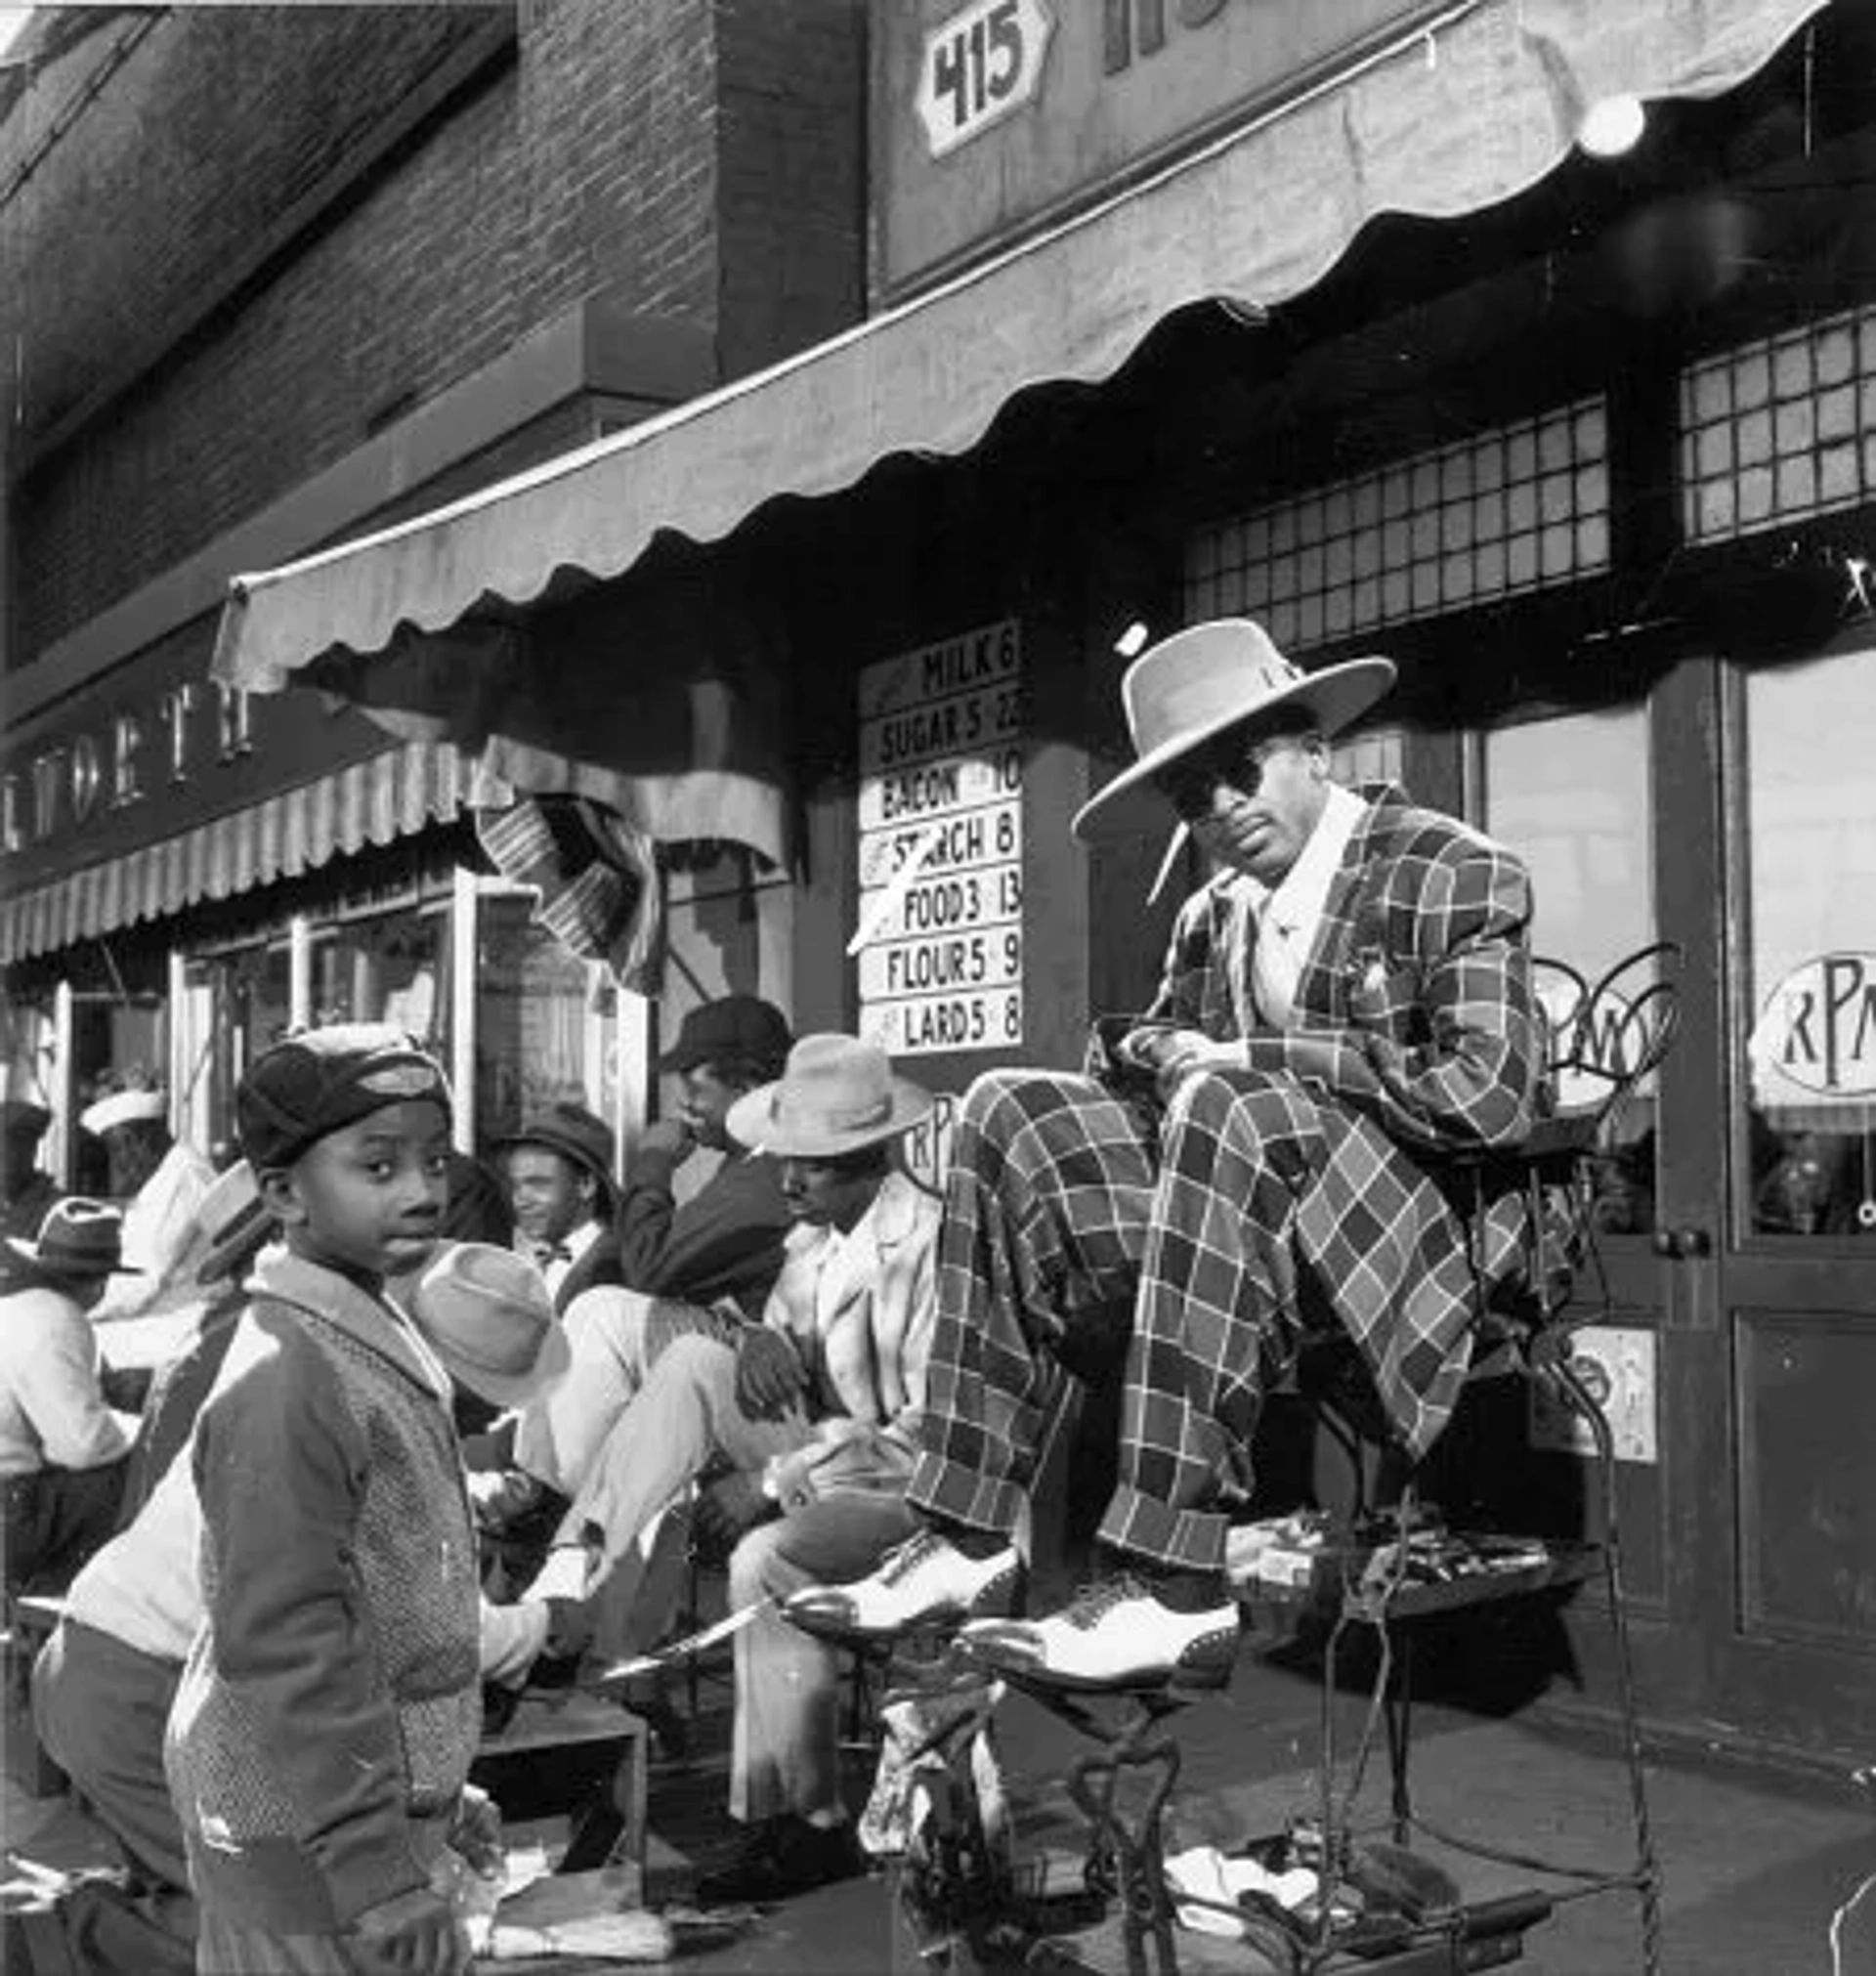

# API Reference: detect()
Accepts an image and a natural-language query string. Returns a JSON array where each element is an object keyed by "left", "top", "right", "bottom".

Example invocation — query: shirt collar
[
  {"left": 1258, "top": 781, "right": 1365, "bottom": 936},
  {"left": 250, "top": 1247, "right": 452, "bottom": 1402}
]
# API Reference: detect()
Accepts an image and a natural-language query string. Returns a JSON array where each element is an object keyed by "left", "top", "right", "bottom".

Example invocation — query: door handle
[{"left": 1649, "top": 1225, "right": 1712, "bottom": 1260}]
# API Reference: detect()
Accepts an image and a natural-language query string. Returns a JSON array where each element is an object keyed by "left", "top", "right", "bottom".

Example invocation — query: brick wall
[
  {"left": 715, "top": 0, "right": 867, "bottom": 379},
  {"left": 5, "top": 0, "right": 866, "bottom": 666}
]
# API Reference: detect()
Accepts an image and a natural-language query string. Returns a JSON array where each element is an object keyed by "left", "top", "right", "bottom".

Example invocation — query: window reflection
[
  {"left": 1483, "top": 707, "right": 1658, "bottom": 1233},
  {"left": 475, "top": 893, "right": 593, "bottom": 1147},
  {"left": 1744, "top": 652, "right": 1876, "bottom": 1237},
  {"left": 311, "top": 908, "right": 448, "bottom": 1053}
]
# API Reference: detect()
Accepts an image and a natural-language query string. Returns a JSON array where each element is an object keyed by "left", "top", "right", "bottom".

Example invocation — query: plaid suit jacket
[
  {"left": 1137, "top": 785, "right": 1545, "bottom": 1449},
  {"left": 1142, "top": 783, "right": 1542, "bottom": 1155}
]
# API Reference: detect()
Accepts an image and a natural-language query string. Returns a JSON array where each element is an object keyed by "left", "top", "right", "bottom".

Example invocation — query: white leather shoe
[
  {"left": 961, "top": 1572, "right": 1239, "bottom": 1693},
  {"left": 785, "top": 1527, "right": 1024, "bottom": 1640}
]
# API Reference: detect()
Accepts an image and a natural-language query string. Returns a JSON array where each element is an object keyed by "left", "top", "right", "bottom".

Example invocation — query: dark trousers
[
  {"left": 3, "top": 1462, "right": 127, "bottom": 1595},
  {"left": 30, "top": 1616, "right": 194, "bottom": 1976}
]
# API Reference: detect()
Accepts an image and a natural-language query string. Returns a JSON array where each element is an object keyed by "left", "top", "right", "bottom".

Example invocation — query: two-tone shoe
[
  {"left": 784, "top": 1526, "right": 1024, "bottom": 1642},
  {"left": 960, "top": 1571, "right": 1239, "bottom": 1694}
]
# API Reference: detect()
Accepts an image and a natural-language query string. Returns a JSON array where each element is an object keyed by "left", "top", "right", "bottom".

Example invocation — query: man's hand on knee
[{"left": 735, "top": 1328, "right": 807, "bottom": 1420}]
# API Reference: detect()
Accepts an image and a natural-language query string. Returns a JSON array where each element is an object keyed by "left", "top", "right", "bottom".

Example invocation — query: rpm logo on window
[{"left": 916, "top": 0, "right": 1054, "bottom": 158}]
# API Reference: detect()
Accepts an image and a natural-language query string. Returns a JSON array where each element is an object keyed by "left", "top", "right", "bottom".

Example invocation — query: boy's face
[{"left": 265, "top": 1098, "right": 450, "bottom": 1280}]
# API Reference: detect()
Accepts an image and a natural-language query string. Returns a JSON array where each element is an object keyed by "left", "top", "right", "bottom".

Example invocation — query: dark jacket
[{"left": 615, "top": 1143, "right": 792, "bottom": 1321}]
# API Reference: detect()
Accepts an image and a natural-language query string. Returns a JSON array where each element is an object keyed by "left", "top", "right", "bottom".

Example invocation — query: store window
[
  {"left": 1482, "top": 706, "right": 1659, "bottom": 1233},
  {"left": 179, "top": 942, "right": 294, "bottom": 1164},
  {"left": 1741, "top": 650, "right": 1876, "bottom": 1238},
  {"left": 311, "top": 904, "right": 450, "bottom": 1053},
  {"left": 475, "top": 892, "right": 598, "bottom": 1148}
]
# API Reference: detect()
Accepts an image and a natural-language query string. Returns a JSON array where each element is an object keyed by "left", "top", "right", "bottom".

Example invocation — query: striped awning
[
  {"left": 212, "top": 0, "right": 1831, "bottom": 705},
  {"left": 0, "top": 741, "right": 472, "bottom": 965}
]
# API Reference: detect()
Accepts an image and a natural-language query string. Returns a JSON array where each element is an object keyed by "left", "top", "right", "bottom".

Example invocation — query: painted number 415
[{"left": 917, "top": 0, "right": 1053, "bottom": 159}]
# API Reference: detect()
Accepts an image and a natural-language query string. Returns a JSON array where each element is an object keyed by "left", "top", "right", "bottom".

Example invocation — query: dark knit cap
[
  {"left": 237, "top": 1024, "right": 452, "bottom": 1173},
  {"left": 657, "top": 995, "right": 792, "bottom": 1078}
]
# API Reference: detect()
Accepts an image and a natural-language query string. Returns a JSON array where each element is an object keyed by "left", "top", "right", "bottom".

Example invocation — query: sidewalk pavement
[{"left": 7, "top": 1644, "right": 1871, "bottom": 1973}]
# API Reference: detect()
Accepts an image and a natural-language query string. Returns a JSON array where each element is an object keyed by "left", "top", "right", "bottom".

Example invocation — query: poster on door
[
  {"left": 854, "top": 619, "right": 1024, "bottom": 1058},
  {"left": 1527, "top": 1323, "right": 1658, "bottom": 1464}
]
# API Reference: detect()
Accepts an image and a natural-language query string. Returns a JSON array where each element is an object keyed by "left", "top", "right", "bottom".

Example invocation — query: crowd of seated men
[{"left": 6, "top": 619, "right": 1556, "bottom": 1975}]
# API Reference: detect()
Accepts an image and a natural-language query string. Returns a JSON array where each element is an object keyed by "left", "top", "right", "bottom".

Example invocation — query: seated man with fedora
[
  {"left": 533, "top": 1035, "right": 940, "bottom": 1901},
  {"left": 797, "top": 619, "right": 1542, "bottom": 1696},
  {"left": 0, "top": 1199, "right": 145, "bottom": 1592}
]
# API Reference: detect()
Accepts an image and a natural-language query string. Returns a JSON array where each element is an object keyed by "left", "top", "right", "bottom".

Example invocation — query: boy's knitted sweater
[{"left": 165, "top": 1249, "right": 480, "bottom": 1932}]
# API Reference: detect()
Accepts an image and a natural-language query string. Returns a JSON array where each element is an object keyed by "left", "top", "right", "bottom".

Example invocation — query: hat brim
[
  {"left": 725, "top": 1077, "right": 935, "bottom": 1160},
  {"left": 429, "top": 1310, "right": 573, "bottom": 1409},
  {"left": 1070, "top": 654, "right": 1397, "bottom": 844},
  {"left": 196, "top": 1199, "right": 278, "bottom": 1287},
  {"left": 493, "top": 1131, "right": 613, "bottom": 1189},
  {"left": 2, "top": 1235, "right": 141, "bottom": 1279}
]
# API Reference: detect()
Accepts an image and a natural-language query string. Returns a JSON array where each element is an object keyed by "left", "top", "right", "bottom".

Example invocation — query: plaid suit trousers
[{"left": 910, "top": 1063, "right": 1522, "bottom": 1572}]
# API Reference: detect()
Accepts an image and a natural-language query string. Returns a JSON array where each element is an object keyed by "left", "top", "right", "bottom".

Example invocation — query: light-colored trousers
[
  {"left": 575, "top": 1333, "right": 809, "bottom": 1584},
  {"left": 514, "top": 1286, "right": 741, "bottom": 1503},
  {"left": 727, "top": 1490, "right": 918, "bottom": 1826}
]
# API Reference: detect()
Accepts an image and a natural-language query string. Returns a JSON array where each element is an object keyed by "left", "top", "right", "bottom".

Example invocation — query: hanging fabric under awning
[
  {"left": 0, "top": 740, "right": 472, "bottom": 966},
  {"left": 211, "top": 0, "right": 1828, "bottom": 733}
]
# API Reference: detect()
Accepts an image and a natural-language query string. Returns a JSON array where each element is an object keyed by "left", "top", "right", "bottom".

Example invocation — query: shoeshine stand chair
[{"left": 862, "top": 942, "right": 1679, "bottom": 1976}]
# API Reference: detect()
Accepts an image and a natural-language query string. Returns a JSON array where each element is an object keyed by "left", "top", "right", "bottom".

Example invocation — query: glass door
[
  {"left": 1474, "top": 644, "right": 1876, "bottom": 1759},
  {"left": 1712, "top": 641, "right": 1876, "bottom": 1750}
]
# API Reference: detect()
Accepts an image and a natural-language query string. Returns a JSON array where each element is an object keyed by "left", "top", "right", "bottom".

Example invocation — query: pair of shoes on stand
[{"left": 786, "top": 1527, "right": 1240, "bottom": 1695}]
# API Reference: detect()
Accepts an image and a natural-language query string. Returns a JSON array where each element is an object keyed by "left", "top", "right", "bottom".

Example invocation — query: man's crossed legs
[{"left": 797, "top": 1062, "right": 1485, "bottom": 1693}]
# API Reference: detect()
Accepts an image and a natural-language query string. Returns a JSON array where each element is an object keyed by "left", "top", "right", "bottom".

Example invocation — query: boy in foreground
[{"left": 165, "top": 1025, "right": 479, "bottom": 1976}]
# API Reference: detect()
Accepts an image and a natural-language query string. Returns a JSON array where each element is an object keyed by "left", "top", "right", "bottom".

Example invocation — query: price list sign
[{"left": 855, "top": 620, "right": 1023, "bottom": 1057}]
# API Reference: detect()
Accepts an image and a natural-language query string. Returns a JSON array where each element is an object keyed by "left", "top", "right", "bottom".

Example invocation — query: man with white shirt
[
  {"left": 0, "top": 1199, "right": 143, "bottom": 1592},
  {"left": 801, "top": 619, "right": 1542, "bottom": 1695},
  {"left": 501, "top": 1100, "right": 623, "bottom": 1312}
]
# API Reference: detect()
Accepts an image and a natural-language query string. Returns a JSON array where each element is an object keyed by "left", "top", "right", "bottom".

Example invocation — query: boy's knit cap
[{"left": 237, "top": 1024, "right": 451, "bottom": 1173}]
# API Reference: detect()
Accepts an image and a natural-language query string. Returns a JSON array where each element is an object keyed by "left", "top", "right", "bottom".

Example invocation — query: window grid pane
[
  {"left": 1682, "top": 309, "right": 1876, "bottom": 543},
  {"left": 1185, "top": 400, "right": 1611, "bottom": 651}
]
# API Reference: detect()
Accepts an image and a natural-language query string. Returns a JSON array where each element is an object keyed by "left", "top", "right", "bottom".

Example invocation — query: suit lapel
[{"left": 1293, "top": 788, "right": 1400, "bottom": 1022}]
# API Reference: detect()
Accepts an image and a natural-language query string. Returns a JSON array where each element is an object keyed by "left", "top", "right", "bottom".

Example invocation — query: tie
[{"left": 536, "top": 1241, "right": 572, "bottom": 1268}]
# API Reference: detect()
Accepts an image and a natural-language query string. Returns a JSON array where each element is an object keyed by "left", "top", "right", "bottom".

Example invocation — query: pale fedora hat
[
  {"left": 725, "top": 1033, "right": 933, "bottom": 1161},
  {"left": 1070, "top": 619, "right": 1396, "bottom": 843},
  {"left": 410, "top": 1242, "right": 572, "bottom": 1408}
]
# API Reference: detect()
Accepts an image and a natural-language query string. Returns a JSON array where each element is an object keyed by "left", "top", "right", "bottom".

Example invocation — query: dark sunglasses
[{"left": 1155, "top": 735, "right": 1295, "bottom": 823}]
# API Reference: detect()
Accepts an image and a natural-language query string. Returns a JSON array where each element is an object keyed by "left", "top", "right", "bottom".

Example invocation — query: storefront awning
[
  {"left": 213, "top": 0, "right": 1828, "bottom": 709},
  {"left": 0, "top": 741, "right": 471, "bottom": 966}
]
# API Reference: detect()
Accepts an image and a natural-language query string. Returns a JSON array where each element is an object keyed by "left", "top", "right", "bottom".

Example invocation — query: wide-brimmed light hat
[
  {"left": 725, "top": 1034, "right": 933, "bottom": 1160},
  {"left": 4, "top": 1197, "right": 140, "bottom": 1281},
  {"left": 1071, "top": 619, "right": 1396, "bottom": 843},
  {"left": 79, "top": 1088, "right": 167, "bottom": 1138},
  {"left": 410, "top": 1241, "right": 572, "bottom": 1407}
]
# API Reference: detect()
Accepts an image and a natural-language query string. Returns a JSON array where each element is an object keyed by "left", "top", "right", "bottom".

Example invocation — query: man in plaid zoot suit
[{"left": 791, "top": 619, "right": 1543, "bottom": 1694}]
